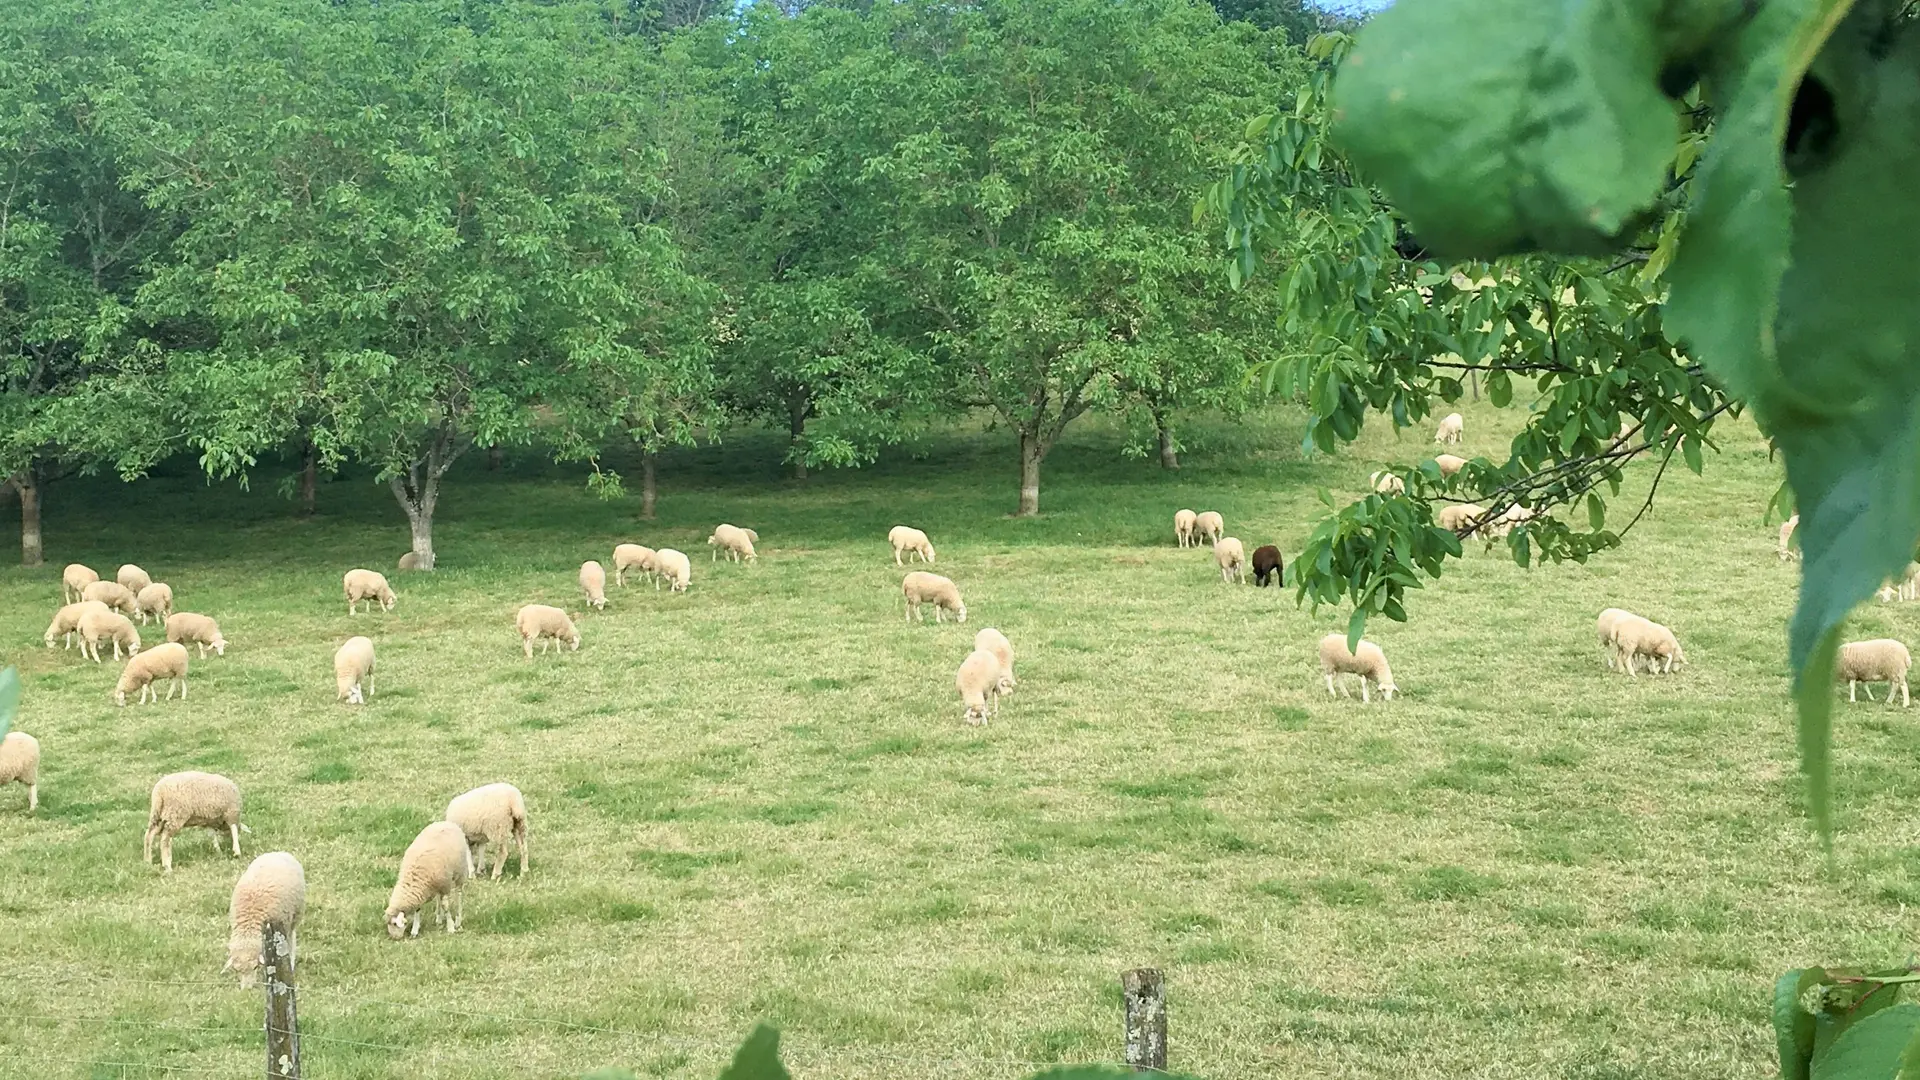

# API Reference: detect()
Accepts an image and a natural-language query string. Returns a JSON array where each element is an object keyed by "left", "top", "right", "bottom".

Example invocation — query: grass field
[{"left": 2, "top": 402, "right": 1915, "bottom": 1080}]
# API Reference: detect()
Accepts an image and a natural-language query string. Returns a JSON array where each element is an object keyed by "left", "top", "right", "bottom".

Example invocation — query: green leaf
[
  {"left": 1776, "top": 967, "right": 1826, "bottom": 1080},
  {"left": 1346, "top": 605, "right": 1369, "bottom": 655},
  {"left": 1812, "top": 1003, "right": 1920, "bottom": 1080},
  {"left": 1587, "top": 492, "right": 1606, "bottom": 531},
  {"left": 716, "top": 1026, "right": 790, "bottom": 1080},
  {"left": 1682, "top": 435, "right": 1704, "bottom": 475},
  {"left": 0, "top": 667, "right": 16, "bottom": 739}
]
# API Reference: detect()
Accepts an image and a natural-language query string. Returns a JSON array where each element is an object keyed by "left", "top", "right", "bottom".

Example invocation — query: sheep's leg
[
  {"left": 409, "top": 911, "right": 421, "bottom": 938},
  {"left": 26, "top": 783, "right": 35, "bottom": 811},
  {"left": 144, "top": 824, "right": 158, "bottom": 863},
  {"left": 1360, "top": 679, "right": 1371, "bottom": 704},
  {"left": 1851, "top": 680, "right": 1859, "bottom": 703},
  {"left": 1866, "top": 683, "right": 1878, "bottom": 702},
  {"left": 491, "top": 842, "right": 505, "bottom": 881},
  {"left": 450, "top": 886, "right": 463, "bottom": 932},
  {"left": 517, "top": 826, "right": 528, "bottom": 875},
  {"left": 161, "top": 832, "right": 174, "bottom": 873},
  {"left": 523, "top": 637, "right": 533, "bottom": 659},
  {"left": 230, "top": 823, "right": 241, "bottom": 856}
]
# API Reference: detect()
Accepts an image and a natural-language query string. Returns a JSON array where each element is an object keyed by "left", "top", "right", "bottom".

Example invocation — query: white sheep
[
  {"left": 1777, "top": 514, "right": 1800, "bottom": 561},
  {"left": 1173, "top": 510, "right": 1199, "bottom": 549},
  {"left": 1369, "top": 471, "right": 1406, "bottom": 496},
  {"left": 344, "top": 569, "right": 396, "bottom": 614},
  {"left": 1613, "top": 615, "right": 1686, "bottom": 675},
  {"left": 45, "top": 600, "right": 109, "bottom": 649},
  {"left": 1436, "top": 504, "right": 1487, "bottom": 533},
  {"left": 62, "top": 563, "right": 99, "bottom": 604},
  {"left": 135, "top": 582, "right": 174, "bottom": 625},
  {"left": 79, "top": 607, "right": 140, "bottom": 662},
  {"left": 579, "top": 561, "right": 608, "bottom": 611},
  {"left": 225, "top": 852, "right": 306, "bottom": 987},
  {"left": 397, "top": 550, "right": 432, "bottom": 572},
  {"left": 1194, "top": 511, "right": 1225, "bottom": 546},
  {"left": 653, "top": 548, "right": 692, "bottom": 592},
  {"left": 1434, "top": 412, "right": 1464, "bottom": 445},
  {"left": 974, "top": 627, "right": 1016, "bottom": 696},
  {"left": 81, "top": 580, "right": 139, "bottom": 618},
  {"left": 956, "top": 648, "right": 1001, "bottom": 725},
  {"left": 334, "top": 636, "right": 375, "bottom": 704},
  {"left": 1481, "top": 504, "right": 1537, "bottom": 541},
  {"left": 612, "top": 543, "right": 656, "bottom": 586},
  {"left": 386, "top": 820, "right": 473, "bottom": 939},
  {"left": 708, "top": 523, "right": 758, "bottom": 563},
  {"left": 145, "top": 771, "right": 244, "bottom": 872},
  {"left": 0, "top": 732, "right": 39, "bottom": 812},
  {"left": 1215, "top": 537, "right": 1247, "bottom": 584},
  {"left": 165, "top": 612, "right": 228, "bottom": 658},
  {"left": 1901, "top": 562, "right": 1920, "bottom": 602},
  {"left": 117, "top": 563, "right": 153, "bottom": 594},
  {"left": 445, "top": 783, "right": 529, "bottom": 880},
  {"left": 1318, "top": 633, "right": 1398, "bottom": 703},
  {"left": 117, "top": 642, "right": 190, "bottom": 706},
  {"left": 516, "top": 605, "right": 581, "bottom": 657},
  {"left": 903, "top": 571, "right": 966, "bottom": 623},
  {"left": 889, "top": 525, "right": 937, "bottom": 565},
  {"left": 1837, "top": 639, "right": 1911, "bottom": 706},
  {"left": 1434, "top": 454, "right": 1467, "bottom": 477},
  {"left": 1595, "top": 607, "right": 1638, "bottom": 670}
]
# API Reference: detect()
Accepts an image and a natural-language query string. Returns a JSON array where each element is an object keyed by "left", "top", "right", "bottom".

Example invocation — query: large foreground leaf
[{"left": 0, "top": 667, "right": 16, "bottom": 738}]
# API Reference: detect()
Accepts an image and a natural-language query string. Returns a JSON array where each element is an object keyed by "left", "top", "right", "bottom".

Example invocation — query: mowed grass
[{"left": 2, "top": 404, "right": 1917, "bottom": 1080}]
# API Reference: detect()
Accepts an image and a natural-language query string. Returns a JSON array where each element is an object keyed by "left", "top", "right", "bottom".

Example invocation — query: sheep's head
[
  {"left": 212, "top": 636, "right": 228, "bottom": 656},
  {"left": 964, "top": 704, "right": 989, "bottom": 725},
  {"left": 924, "top": 545, "right": 936, "bottom": 564},
  {"left": 954, "top": 604, "right": 968, "bottom": 624},
  {"left": 114, "top": 688, "right": 128, "bottom": 707},
  {"left": 386, "top": 910, "right": 410, "bottom": 939}
]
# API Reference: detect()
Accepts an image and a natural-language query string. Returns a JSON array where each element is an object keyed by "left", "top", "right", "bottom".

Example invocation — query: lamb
[
  {"left": 1595, "top": 607, "right": 1639, "bottom": 670},
  {"left": 1173, "top": 510, "right": 1199, "bottom": 548},
  {"left": 515, "top": 605, "right": 581, "bottom": 657},
  {"left": 579, "top": 561, "right": 608, "bottom": 611},
  {"left": 81, "top": 580, "right": 139, "bottom": 618},
  {"left": 224, "top": 852, "right": 306, "bottom": 987},
  {"left": 397, "top": 550, "right": 433, "bottom": 572},
  {"left": 135, "top": 582, "right": 174, "bottom": 624},
  {"left": 1437, "top": 504, "right": 1488, "bottom": 532},
  {"left": 165, "top": 612, "right": 228, "bottom": 658},
  {"left": 1318, "top": 633, "right": 1399, "bottom": 703},
  {"left": 1215, "top": 537, "right": 1247, "bottom": 584},
  {"left": 612, "top": 543, "right": 656, "bottom": 586},
  {"left": 1194, "top": 511, "right": 1225, "bottom": 546},
  {"left": 903, "top": 571, "right": 967, "bottom": 623},
  {"left": 117, "top": 563, "right": 153, "bottom": 594},
  {"left": 1836, "top": 639, "right": 1912, "bottom": 706},
  {"left": 0, "top": 732, "right": 38, "bottom": 812},
  {"left": 653, "top": 548, "right": 692, "bottom": 592},
  {"left": 79, "top": 607, "right": 140, "bottom": 662},
  {"left": 1434, "top": 412, "right": 1464, "bottom": 444},
  {"left": 45, "top": 600, "right": 109, "bottom": 649},
  {"left": 974, "top": 627, "right": 1016, "bottom": 696},
  {"left": 445, "top": 783, "right": 529, "bottom": 880},
  {"left": 343, "top": 569, "right": 396, "bottom": 614},
  {"left": 1612, "top": 615, "right": 1686, "bottom": 676},
  {"left": 1252, "top": 544, "right": 1284, "bottom": 587},
  {"left": 144, "top": 771, "right": 244, "bottom": 872},
  {"left": 707, "top": 523, "right": 758, "bottom": 563},
  {"left": 956, "top": 648, "right": 1001, "bottom": 725},
  {"left": 334, "top": 636, "right": 375, "bottom": 704},
  {"left": 1369, "top": 471, "right": 1406, "bottom": 496},
  {"left": 889, "top": 525, "right": 937, "bottom": 565},
  {"left": 1778, "top": 514, "right": 1800, "bottom": 561},
  {"left": 1434, "top": 454, "right": 1467, "bottom": 477},
  {"left": 385, "top": 820, "right": 473, "bottom": 939},
  {"left": 62, "top": 563, "right": 99, "bottom": 603},
  {"left": 117, "top": 642, "right": 190, "bottom": 706}
]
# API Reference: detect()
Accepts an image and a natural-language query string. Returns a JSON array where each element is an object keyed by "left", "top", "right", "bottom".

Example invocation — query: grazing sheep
[
  {"left": 653, "top": 549, "right": 692, "bottom": 592},
  {"left": 165, "top": 612, "right": 228, "bottom": 658},
  {"left": 1434, "top": 454, "right": 1467, "bottom": 477},
  {"left": 1434, "top": 412, "right": 1464, "bottom": 445},
  {"left": 1252, "top": 544, "right": 1284, "bottom": 587},
  {"left": 79, "top": 608, "right": 140, "bottom": 662},
  {"left": 515, "top": 605, "right": 581, "bottom": 657},
  {"left": 135, "top": 582, "right": 174, "bottom": 624},
  {"left": 1481, "top": 504, "right": 1537, "bottom": 541},
  {"left": 225, "top": 852, "right": 306, "bottom": 987},
  {"left": 974, "top": 627, "right": 1016, "bottom": 696},
  {"left": 889, "top": 526, "right": 937, "bottom": 566},
  {"left": 1596, "top": 607, "right": 1639, "bottom": 670},
  {"left": 145, "top": 771, "right": 243, "bottom": 872},
  {"left": 445, "top": 783, "right": 529, "bottom": 880},
  {"left": 1778, "top": 514, "right": 1800, "bottom": 561},
  {"left": 0, "top": 732, "right": 39, "bottom": 812},
  {"left": 1837, "top": 639, "right": 1912, "bottom": 706},
  {"left": 62, "top": 563, "right": 99, "bottom": 604},
  {"left": 117, "top": 642, "right": 190, "bottom": 707},
  {"left": 334, "top": 636, "right": 375, "bottom": 704},
  {"left": 1613, "top": 615, "right": 1686, "bottom": 676},
  {"left": 903, "top": 571, "right": 967, "bottom": 624},
  {"left": 956, "top": 648, "right": 1001, "bottom": 725},
  {"left": 386, "top": 820, "right": 473, "bottom": 939},
  {"left": 579, "top": 561, "right": 608, "bottom": 611},
  {"left": 81, "top": 580, "right": 139, "bottom": 618},
  {"left": 1901, "top": 562, "right": 1920, "bottom": 602},
  {"left": 1173, "top": 510, "right": 1199, "bottom": 549},
  {"left": 117, "top": 564, "right": 153, "bottom": 594},
  {"left": 1437, "top": 504, "right": 1488, "bottom": 533},
  {"left": 343, "top": 569, "right": 396, "bottom": 615},
  {"left": 1318, "top": 633, "right": 1398, "bottom": 703},
  {"left": 708, "top": 523, "right": 758, "bottom": 563},
  {"left": 1215, "top": 537, "right": 1247, "bottom": 584},
  {"left": 397, "top": 550, "right": 433, "bottom": 572},
  {"left": 45, "top": 600, "right": 109, "bottom": 649},
  {"left": 612, "top": 543, "right": 656, "bottom": 586},
  {"left": 1369, "top": 471, "right": 1406, "bottom": 496},
  {"left": 1194, "top": 511, "right": 1225, "bottom": 546}
]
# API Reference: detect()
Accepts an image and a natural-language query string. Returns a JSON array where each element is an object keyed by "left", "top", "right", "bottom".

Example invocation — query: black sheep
[{"left": 1252, "top": 544, "right": 1283, "bottom": 587}]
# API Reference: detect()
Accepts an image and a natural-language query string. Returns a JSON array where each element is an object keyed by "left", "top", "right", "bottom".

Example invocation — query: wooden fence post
[
  {"left": 263, "top": 920, "right": 299, "bottom": 1080},
  {"left": 1122, "top": 967, "right": 1166, "bottom": 1072}
]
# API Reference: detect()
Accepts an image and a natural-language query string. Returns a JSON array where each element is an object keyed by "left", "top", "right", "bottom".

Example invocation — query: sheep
[
  {"left": 445, "top": 783, "right": 529, "bottom": 880},
  {"left": 81, "top": 580, "right": 139, "bottom": 618},
  {"left": 579, "top": 561, "right": 608, "bottom": 611},
  {"left": 974, "top": 627, "right": 1016, "bottom": 696},
  {"left": 1434, "top": 454, "right": 1467, "bottom": 478},
  {"left": 903, "top": 571, "right": 967, "bottom": 624},
  {"left": 708, "top": 523, "right": 758, "bottom": 563},
  {"left": 1901, "top": 562, "right": 1920, "bottom": 602},
  {"left": 956, "top": 648, "right": 1001, "bottom": 725},
  {"left": 45, "top": 600, "right": 109, "bottom": 650},
  {"left": 1596, "top": 607, "right": 1638, "bottom": 670},
  {"left": 398, "top": 550, "right": 434, "bottom": 572},
  {"left": 1612, "top": 615, "right": 1686, "bottom": 676},
  {"left": 612, "top": 543, "right": 656, "bottom": 586},
  {"left": 653, "top": 549, "right": 692, "bottom": 592},
  {"left": 117, "top": 642, "right": 190, "bottom": 706},
  {"left": 225, "top": 852, "right": 305, "bottom": 987},
  {"left": 1434, "top": 412, "right": 1464, "bottom": 445},
  {"left": 1481, "top": 504, "right": 1537, "bottom": 541},
  {"left": 62, "top": 563, "right": 99, "bottom": 604},
  {"left": 1215, "top": 537, "right": 1247, "bottom": 584},
  {"left": 334, "top": 636, "right": 375, "bottom": 704},
  {"left": 343, "top": 569, "right": 396, "bottom": 615},
  {"left": 1252, "top": 544, "right": 1284, "bottom": 587},
  {"left": 1778, "top": 514, "right": 1800, "bottom": 561},
  {"left": 515, "top": 605, "right": 581, "bottom": 657},
  {"left": 1318, "top": 633, "right": 1398, "bottom": 703},
  {"left": 79, "top": 608, "right": 140, "bottom": 662},
  {"left": 135, "top": 582, "right": 174, "bottom": 625},
  {"left": 1173, "top": 510, "right": 1199, "bottom": 548},
  {"left": 144, "top": 771, "right": 244, "bottom": 872},
  {"left": 0, "top": 732, "right": 39, "bottom": 812},
  {"left": 1369, "top": 471, "right": 1406, "bottom": 496},
  {"left": 1836, "top": 639, "right": 1912, "bottom": 706},
  {"left": 117, "top": 563, "right": 153, "bottom": 594},
  {"left": 386, "top": 820, "right": 474, "bottom": 939},
  {"left": 165, "top": 612, "right": 228, "bottom": 658},
  {"left": 1437, "top": 504, "right": 1488, "bottom": 533},
  {"left": 889, "top": 525, "right": 937, "bottom": 565},
  {"left": 1194, "top": 511, "right": 1225, "bottom": 546}
]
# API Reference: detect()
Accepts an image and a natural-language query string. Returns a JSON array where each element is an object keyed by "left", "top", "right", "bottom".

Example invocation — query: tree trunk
[
  {"left": 1017, "top": 431, "right": 1044, "bottom": 517},
  {"left": 389, "top": 466, "right": 440, "bottom": 570},
  {"left": 1155, "top": 416, "right": 1179, "bottom": 470},
  {"left": 788, "top": 394, "right": 809, "bottom": 480},
  {"left": 640, "top": 450, "right": 658, "bottom": 520},
  {"left": 15, "top": 467, "right": 43, "bottom": 567},
  {"left": 299, "top": 442, "right": 317, "bottom": 517},
  {"left": 487, "top": 444, "right": 503, "bottom": 471}
]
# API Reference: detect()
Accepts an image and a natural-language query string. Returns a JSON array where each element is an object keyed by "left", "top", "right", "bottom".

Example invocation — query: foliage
[{"left": 0, "top": 666, "right": 17, "bottom": 739}]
